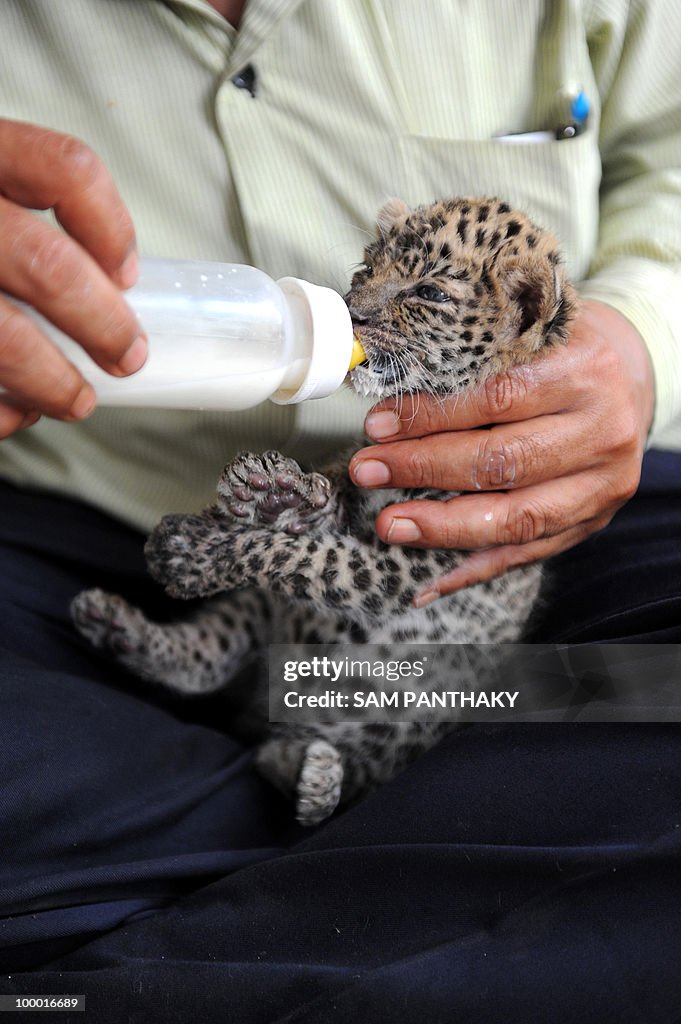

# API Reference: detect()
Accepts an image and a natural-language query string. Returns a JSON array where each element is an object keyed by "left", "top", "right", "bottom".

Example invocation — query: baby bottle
[{"left": 17, "top": 258, "right": 366, "bottom": 411}]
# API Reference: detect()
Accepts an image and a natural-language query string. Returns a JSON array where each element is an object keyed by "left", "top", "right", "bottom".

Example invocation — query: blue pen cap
[{"left": 570, "top": 90, "right": 590, "bottom": 124}]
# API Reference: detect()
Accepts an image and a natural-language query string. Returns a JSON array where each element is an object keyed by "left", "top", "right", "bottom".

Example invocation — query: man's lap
[
  {"left": 1, "top": 450, "right": 681, "bottom": 1019},
  {"left": 5, "top": 720, "right": 681, "bottom": 1021}
]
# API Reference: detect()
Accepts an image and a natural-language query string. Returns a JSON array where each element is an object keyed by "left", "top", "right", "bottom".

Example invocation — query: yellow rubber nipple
[{"left": 348, "top": 334, "right": 367, "bottom": 370}]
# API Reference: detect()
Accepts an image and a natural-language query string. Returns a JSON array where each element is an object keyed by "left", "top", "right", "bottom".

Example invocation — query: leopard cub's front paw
[
  {"left": 216, "top": 450, "right": 332, "bottom": 534},
  {"left": 144, "top": 512, "right": 220, "bottom": 599}
]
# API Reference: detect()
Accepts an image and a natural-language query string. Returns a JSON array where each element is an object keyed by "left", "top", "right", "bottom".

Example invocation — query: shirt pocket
[{"left": 395, "top": 129, "right": 601, "bottom": 281}]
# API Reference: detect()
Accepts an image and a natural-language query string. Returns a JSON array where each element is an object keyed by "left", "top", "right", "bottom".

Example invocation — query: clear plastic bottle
[{"left": 16, "top": 258, "right": 365, "bottom": 411}]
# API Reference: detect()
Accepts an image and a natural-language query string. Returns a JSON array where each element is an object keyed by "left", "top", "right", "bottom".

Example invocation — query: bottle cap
[{"left": 272, "top": 277, "right": 354, "bottom": 404}]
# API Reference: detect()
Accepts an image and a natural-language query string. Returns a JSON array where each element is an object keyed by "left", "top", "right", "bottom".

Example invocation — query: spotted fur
[
  {"left": 349, "top": 196, "right": 575, "bottom": 401},
  {"left": 72, "top": 197, "right": 577, "bottom": 826}
]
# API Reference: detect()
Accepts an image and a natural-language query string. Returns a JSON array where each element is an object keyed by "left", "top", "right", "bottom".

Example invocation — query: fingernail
[
  {"left": 386, "top": 517, "right": 422, "bottom": 543},
  {"left": 413, "top": 588, "right": 439, "bottom": 608},
  {"left": 117, "top": 247, "right": 139, "bottom": 290},
  {"left": 352, "top": 458, "right": 391, "bottom": 487},
  {"left": 20, "top": 410, "right": 41, "bottom": 429},
  {"left": 365, "top": 411, "right": 400, "bottom": 440},
  {"left": 68, "top": 384, "right": 97, "bottom": 420},
  {"left": 117, "top": 333, "right": 148, "bottom": 375}
]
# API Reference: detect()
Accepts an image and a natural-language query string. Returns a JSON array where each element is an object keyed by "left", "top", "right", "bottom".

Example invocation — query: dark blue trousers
[{"left": 1, "top": 452, "right": 681, "bottom": 1022}]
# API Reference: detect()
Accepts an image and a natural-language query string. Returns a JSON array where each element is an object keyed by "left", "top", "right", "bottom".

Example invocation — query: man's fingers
[
  {"left": 363, "top": 360, "right": 574, "bottom": 442},
  {"left": 350, "top": 408, "right": 636, "bottom": 493},
  {"left": 0, "top": 401, "right": 40, "bottom": 440},
  {"left": 0, "top": 119, "right": 137, "bottom": 286},
  {"left": 0, "top": 295, "right": 97, "bottom": 420},
  {"left": 0, "top": 198, "right": 145, "bottom": 376},
  {"left": 412, "top": 521, "right": 602, "bottom": 607},
  {"left": 373, "top": 472, "right": 631, "bottom": 551},
  {"left": 0, "top": 119, "right": 146, "bottom": 433}
]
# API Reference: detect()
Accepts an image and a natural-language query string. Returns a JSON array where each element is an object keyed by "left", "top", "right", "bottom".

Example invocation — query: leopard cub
[{"left": 72, "top": 197, "right": 577, "bottom": 826}]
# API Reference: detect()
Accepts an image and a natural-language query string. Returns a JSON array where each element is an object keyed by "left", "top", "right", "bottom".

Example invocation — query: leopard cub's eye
[
  {"left": 362, "top": 264, "right": 374, "bottom": 277},
  {"left": 415, "top": 284, "right": 449, "bottom": 302}
]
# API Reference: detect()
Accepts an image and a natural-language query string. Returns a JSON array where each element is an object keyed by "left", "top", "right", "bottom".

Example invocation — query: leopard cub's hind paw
[
  {"left": 216, "top": 450, "right": 332, "bottom": 534},
  {"left": 255, "top": 734, "right": 344, "bottom": 826},
  {"left": 71, "top": 588, "right": 148, "bottom": 656},
  {"left": 295, "top": 740, "right": 344, "bottom": 826}
]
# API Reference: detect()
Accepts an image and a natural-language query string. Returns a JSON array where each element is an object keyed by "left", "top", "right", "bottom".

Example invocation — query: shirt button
[{"left": 231, "top": 64, "right": 257, "bottom": 98}]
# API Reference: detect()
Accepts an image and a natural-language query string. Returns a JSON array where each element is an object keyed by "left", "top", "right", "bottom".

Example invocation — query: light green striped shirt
[{"left": 1, "top": 0, "right": 680, "bottom": 530}]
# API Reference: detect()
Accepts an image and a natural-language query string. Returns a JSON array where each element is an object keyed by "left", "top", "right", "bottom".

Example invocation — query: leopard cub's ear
[
  {"left": 499, "top": 254, "right": 578, "bottom": 350},
  {"left": 376, "top": 197, "right": 411, "bottom": 236}
]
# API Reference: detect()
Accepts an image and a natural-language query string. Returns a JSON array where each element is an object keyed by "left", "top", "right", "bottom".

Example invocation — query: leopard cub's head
[{"left": 346, "top": 196, "right": 578, "bottom": 400}]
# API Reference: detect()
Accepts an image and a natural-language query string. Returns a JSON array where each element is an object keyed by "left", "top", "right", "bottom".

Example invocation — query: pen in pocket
[{"left": 495, "top": 89, "right": 590, "bottom": 144}]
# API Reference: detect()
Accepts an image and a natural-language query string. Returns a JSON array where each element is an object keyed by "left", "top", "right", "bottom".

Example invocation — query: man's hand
[
  {"left": 349, "top": 301, "right": 654, "bottom": 605},
  {"left": 0, "top": 119, "right": 147, "bottom": 438}
]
